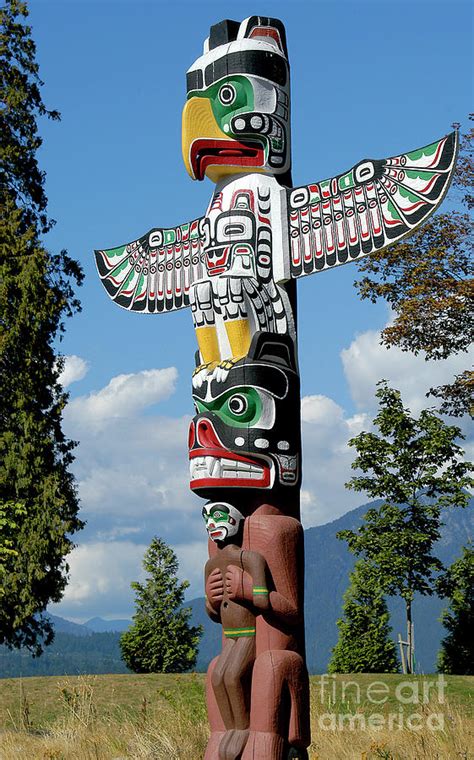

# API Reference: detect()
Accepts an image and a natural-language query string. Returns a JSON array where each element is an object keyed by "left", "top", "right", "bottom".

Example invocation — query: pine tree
[
  {"left": 120, "top": 538, "right": 202, "bottom": 673},
  {"left": 437, "top": 544, "right": 474, "bottom": 675},
  {"left": 0, "top": 0, "right": 84, "bottom": 653},
  {"left": 329, "top": 560, "right": 399, "bottom": 674},
  {"left": 339, "top": 381, "right": 473, "bottom": 673}
]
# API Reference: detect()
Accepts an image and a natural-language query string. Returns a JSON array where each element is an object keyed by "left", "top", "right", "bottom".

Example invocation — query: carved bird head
[{"left": 182, "top": 16, "right": 291, "bottom": 184}]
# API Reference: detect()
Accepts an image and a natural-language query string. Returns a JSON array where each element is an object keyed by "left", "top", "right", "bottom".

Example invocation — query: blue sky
[{"left": 27, "top": 1, "right": 473, "bottom": 620}]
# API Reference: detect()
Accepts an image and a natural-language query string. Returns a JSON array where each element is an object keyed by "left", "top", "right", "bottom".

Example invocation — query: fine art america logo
[{"left": 315, "top": 674, "right": 447, "bottom": 732}]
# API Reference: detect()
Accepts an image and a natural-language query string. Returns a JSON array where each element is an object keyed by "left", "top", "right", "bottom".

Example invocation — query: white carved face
[{"left": 201, "top": 501, "right": 245, "bottom": 542}]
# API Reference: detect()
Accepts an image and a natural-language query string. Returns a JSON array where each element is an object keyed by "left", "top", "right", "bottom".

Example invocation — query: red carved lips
[
  {"left": 190, "top": 138, "right": 265, "bottom": 180},
  {"left": 189, "top": 418, "right": 272, "bottom": 490}
]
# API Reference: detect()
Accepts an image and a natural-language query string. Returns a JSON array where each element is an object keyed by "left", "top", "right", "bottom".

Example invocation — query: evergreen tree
[
  {"left": 437, "top": 543, "right": 474, "bottom": 675},
  {"left": 0, "top": 0, "right": 83, "bottom": 653},
  {"left": 120, "top": 537, "right": 202, "bottom": 673},
  {"left": 339, "top": 381, "right": 473, "bottom": 673},
  {"left": 329, "top": 560, "right": 399, "bottom": 674},
  {"left": 354, "top": 117, "right": 473, "bottom": 417}
]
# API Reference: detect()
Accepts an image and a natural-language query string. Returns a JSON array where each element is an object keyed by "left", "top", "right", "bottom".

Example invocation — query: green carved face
[
  {"left": 202, "top": 501, "right": 244, "bottom": 542},
  {"left": 194, "top": 386, "right": 263, "bottom": 428},
  {"left": 187, "top": 75, "right": 254, "bottom": 135}
]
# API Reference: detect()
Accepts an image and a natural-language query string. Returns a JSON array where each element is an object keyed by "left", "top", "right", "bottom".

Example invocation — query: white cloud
[
  {"left": 65, "top": 367, "right": 178, "bottom": 425},
  {"left": 300, "top": 395, "right": 364, "bottom": 527},
  {"left": 53, "top": 366, "right": 206, "bottom": 619},
  {"left": 54, "top": 333, "right": 472, "bottom": 621},
  {"left": 52, "top": 538, "right": 207, "bottom": 620},
  {"left": 173, "top": 541, "right": 209, "bottom": 600},
  {"left": 300, "top": 323, "right": 473, "bottom": 529},
  {"left": 53, "top": 541, "right": 147, "bottom": 618},
  {"left": 341, "top": 329, "right": 473, "bottom": 417},
  {"left": 57, "top": 355, "right": 89, "bottom": 388},
  {"left": 301, "top": 394, "right": 344, "bottom": 425}
]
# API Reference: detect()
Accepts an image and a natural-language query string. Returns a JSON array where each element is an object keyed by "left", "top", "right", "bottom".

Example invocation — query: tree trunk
[{"left": 406, "top": 601, "right": 413, "bottom": 674}]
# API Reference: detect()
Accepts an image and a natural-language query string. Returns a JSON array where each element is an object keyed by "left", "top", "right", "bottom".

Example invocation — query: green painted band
[
  {"left": 224, "top": 627, "right": 256, "bottom": 638},
  {"left": 252, "top": 587, "right": 269, "bottom": 595}
]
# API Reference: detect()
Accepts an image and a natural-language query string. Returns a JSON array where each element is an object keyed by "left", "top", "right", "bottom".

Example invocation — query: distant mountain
[
  {"left": 191, "top": 497, "right": 473, "bottom": 674},
  {"left": 85, "top": 617, "right": 131, "bottom": 633},
  {"left": 1, "top": 498, "right": 471, "bottom": 678},
  {"left": 45, "top": 612, "right": 92, "bottom": 637},
  {"left": 0, "top": 631, "right": 129, "bottom": 677}
]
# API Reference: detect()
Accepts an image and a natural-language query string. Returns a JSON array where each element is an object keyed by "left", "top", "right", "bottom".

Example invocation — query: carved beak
[
  {"left": 182, "top": 97, "right": 264, "bottom": 182},
  {"left": 182, "top": 97, "right": 227, "bottom": 180}
]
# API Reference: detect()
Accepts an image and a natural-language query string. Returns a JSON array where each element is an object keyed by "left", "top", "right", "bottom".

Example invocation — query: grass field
[{"left": 0, "top": 672, "right": 472, "bottom": 759}]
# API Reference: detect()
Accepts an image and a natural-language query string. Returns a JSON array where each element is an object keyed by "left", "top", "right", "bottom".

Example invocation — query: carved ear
[
  {"left": 238, "top": 16, "right": 288, "bottom": 58},
  {"left": 248, "top": 331, "right": 298, "bottom": 372},
  {"left": 207, "top": 19, "right": 240, "bottom": 51}
]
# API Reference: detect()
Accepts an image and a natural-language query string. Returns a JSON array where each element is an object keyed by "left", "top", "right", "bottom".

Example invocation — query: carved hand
[
  {"left": 225, "top": 565, "right": 252, "bottom": 603},
  {"left": 206, "top": 567, "right": 224, "bottom": 611}
]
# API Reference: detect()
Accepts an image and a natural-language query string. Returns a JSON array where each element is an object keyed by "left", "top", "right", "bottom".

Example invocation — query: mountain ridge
[{"left": 1, "top": 497, "right": 471, "bottom": 677}]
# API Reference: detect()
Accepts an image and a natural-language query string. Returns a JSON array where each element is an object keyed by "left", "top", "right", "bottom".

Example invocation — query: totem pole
[{"left": 95, "top": 16, "right": 457, "bottom": 760}]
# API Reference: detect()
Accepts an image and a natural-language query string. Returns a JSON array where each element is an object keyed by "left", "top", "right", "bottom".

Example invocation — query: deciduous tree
[
  {"left": 0, "top": 0, "right": 83, "bottom": 653},
  {"left": 329, "top": 560, "right": 399, "bottom": 674},
  {"left": 354, "top": 118, "right": 474, "bottom": 417},
  {"left": 120, "top": 538, "right": 202, "bottom": 673},
  {"left": 339, "top": 381, "right": 472, "bottom": 673}
]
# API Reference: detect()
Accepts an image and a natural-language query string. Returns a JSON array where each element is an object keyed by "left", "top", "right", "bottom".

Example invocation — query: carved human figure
[
  {"left": 203, "top": 501, "right": 270, "bottom": 759},
  {"left": 203, "top": 502, "right": 310, "bottom": 760}
]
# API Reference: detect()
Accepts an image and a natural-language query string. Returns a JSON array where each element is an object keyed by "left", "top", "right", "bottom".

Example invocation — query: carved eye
[
  {"left": 228, "top": 394, "right": 248, "bottom": 416},
  {"left": 218, "top": 84, "right": 236, "bottom": 106},
  {"left": 224, "top": 223, "right": 245, "bottom": 236}
]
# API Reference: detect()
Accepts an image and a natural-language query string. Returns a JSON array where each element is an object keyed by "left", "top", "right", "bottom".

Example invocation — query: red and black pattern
[
  {"left": 94, "top": 218, "right": 207, "bottom": 313},
  {"left": 288, "top": 131, "right": 458, "bottom": 279}
]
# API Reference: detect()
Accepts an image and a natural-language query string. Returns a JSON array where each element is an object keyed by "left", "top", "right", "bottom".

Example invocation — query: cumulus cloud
[
  {"left": 52, "top": 538, "right": 207, "bottom": 620},
  {"left": 57, "top": 355, "right": 89, "bottom": 388},
  {"left": 300, "top": 324, "right": 473, "bottom": 528},
  {"left": 61, "top": 366, "right": 201, "bottom": 540},
  {"left": 54, "top": 331, "right": 472, "bottom": 621},
  {"left": 300, "top": 395, "right": 366, "bottom": 527},
  {"left": 53, "top": 365, "right": 206, "bottom": 619},
  {"left": 52, "top": 541, "right": 147, "bottom": 620},
  {"left": 65, "top": 367, "right": 178, "bottom": 425},
  {"left": 173, "top": 540, "right": 209, "bottom": 600},
  {"left": 341, "top": 329, "right": 473, "bottom": 417}
]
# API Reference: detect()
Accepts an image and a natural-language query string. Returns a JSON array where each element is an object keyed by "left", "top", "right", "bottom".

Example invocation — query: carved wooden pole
[{"left": 94, "top": 14, "right": 457, "bottom": 760}]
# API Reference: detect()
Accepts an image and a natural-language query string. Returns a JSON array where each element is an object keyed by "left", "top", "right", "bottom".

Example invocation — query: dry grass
[{"left": 0, "top": 673, "right": 472, "bottom": 759}]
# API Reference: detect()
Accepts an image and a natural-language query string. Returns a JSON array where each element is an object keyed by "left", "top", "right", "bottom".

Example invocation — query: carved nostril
[{"left": 196, "top": 418, "right": 223, "bottom": 448}]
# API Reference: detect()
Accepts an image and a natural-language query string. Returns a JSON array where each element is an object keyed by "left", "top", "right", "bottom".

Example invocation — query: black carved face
[{"left": 188, "top": 332, "right": 300, "bottom": 493}]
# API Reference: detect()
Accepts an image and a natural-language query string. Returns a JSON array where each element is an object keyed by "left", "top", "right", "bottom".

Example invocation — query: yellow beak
[{"left": 181, "top": 97, "right": 228, "bottom": 181}]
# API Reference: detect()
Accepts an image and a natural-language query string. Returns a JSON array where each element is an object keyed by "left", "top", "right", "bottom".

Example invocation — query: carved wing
[
  {"left": 94, "top": 219, "right": 207, "bottom": 312},
  {"left": 287, "top": 131, "right": 458, "bottom": 278}
]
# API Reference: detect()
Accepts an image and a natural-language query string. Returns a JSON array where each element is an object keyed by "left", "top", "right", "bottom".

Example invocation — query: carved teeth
[{"left": 190, "top": 455, "right": 264, "bottom": 481}]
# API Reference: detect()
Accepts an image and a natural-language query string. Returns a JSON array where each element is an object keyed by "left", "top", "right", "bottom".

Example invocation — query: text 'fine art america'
[{"left": 94, "top": 16, "right": 457, "bottom": 760}]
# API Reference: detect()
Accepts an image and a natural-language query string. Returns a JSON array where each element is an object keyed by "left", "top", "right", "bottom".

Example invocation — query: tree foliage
[
  {"left": 437, "top": 543, "right": 474, "bottom": 675},
  {"left": 338, "top": 381, "right": 473, "bottom": 672},
  {"left": 329, "top": 560, "right": 399, "bottom": 674},
  {"left": 354, "top": 118, "right": 474, "bottom": 416},
  {"left": 0, "top": 0, "right": 83, "bottom": 653},
  {"left": 120, "top": 538, "right": 202, "bottom": 674}
]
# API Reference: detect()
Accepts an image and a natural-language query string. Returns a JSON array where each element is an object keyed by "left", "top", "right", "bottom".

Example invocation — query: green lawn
[{"left": 0, "top": 672, "right": 207, "bottom": 729}]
